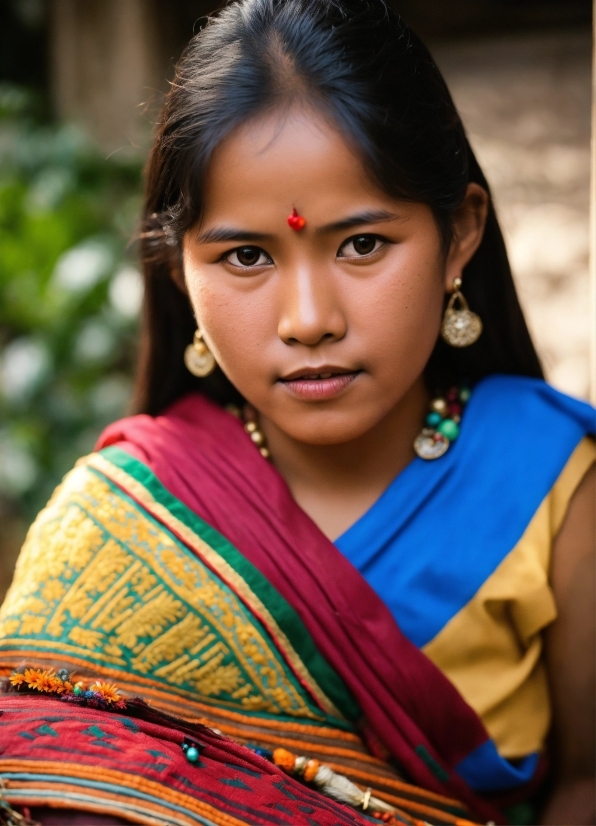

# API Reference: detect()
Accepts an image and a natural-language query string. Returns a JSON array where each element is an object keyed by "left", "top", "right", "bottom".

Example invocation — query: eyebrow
[
  {"left": 317, "top": 209, "right": 399, "bottom": 234},
  {"left": 195, "top": 227, "right": 272, "bottom": 244}
]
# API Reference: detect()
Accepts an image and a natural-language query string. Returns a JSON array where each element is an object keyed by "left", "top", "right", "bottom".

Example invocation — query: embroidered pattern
[{"left": 0, "top": 464, "right": 328, "bottom": 720}]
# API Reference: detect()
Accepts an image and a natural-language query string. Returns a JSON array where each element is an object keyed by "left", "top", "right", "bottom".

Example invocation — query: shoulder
[
  {"left": 462, "top": 375, "right": 595, "bottom": 485},
  {"left": 470, "top": 374, "right": 595, "bottom": 434},
  {"left": 443, "top": 375, "right": 595, "bottom": 559}
]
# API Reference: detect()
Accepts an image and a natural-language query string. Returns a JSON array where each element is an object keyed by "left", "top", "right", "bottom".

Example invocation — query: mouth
[{"left": 278, "top": 366, "right": 361, "bottom": 400}]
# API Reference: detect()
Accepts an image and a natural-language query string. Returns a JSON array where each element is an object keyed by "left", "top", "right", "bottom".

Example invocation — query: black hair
[{"left": 135, "top": 0, "right": 542, "bottom": 415}]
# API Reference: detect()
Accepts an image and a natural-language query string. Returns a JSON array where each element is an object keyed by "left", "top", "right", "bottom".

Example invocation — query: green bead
[
  {"left": 426, "top": 411, "right": 442, "bottom": 427},
  {"left": 186, "top": 746, "right": 200, "bottom": 763},
  {"left": 437, "top": 419, "right": 459, "bottom": 441},
  {"left": 73, "top": 685, "right": 83, "bottom": 696},
  {"left": 459, "top": 387, "right": 471, "bottom": 403}
]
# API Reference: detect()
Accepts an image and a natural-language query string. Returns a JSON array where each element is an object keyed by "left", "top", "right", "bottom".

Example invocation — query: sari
[{"left": 0, "top": 375, "right": 593, "bottom": 826}]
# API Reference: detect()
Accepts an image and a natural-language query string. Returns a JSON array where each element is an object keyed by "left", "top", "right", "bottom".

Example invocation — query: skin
[
  {"left": 183, "top": 107, "right": 487, "bottom": 539},
  {"left": 182, "top": 106, "right": 595, "bottom": 823},
  {"left": 541, "top": 463, "right": 595, "bottom": 825}
]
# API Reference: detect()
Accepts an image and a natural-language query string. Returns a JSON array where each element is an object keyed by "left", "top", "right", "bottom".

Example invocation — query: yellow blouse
[{"left": 423, "top": 437, "right": 595, "bottom": 758}]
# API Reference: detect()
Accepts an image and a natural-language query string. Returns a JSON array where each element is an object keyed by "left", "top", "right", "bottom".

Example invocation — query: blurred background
[{"left": 0, "top": 0, "right": 593, "bottom": 600}]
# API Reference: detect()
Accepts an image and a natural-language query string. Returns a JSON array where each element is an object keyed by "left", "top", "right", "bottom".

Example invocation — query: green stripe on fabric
[{"left": 98, "top": 446, "right": 361, "bottom": 725}]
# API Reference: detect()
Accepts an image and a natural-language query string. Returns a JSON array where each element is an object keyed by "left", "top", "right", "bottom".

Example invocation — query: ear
[
  {"left": 170, "top": 259, "right": 188, "bottom": 295},
  {"left": 444, "top": 182, "right": 489, "bottom": 292}
]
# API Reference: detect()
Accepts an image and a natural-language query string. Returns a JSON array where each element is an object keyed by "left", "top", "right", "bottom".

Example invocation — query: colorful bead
[
  {"left": 253, "top": 747, "right": 273, "bottom": 760},
  {"left": 273, "top": 747, "right": 297, "bottom": 772},
  {"left": 287, "top": 208, "right": 307, "bottom": 231},
  {"left": 425, "top": 411, "right": 442, "bottom": 427},
  {"left": 414, "top": 384, "right": 470, "bottom": 460},
  {"left": 186, "top": 746, "right": 200, "bottom": 763},
  {"left": 437, "top": 418, "right": 459, "bottom": 441},
  {"left": 430, "top": 398, "right": 448, "bottom": 416},
  {"left": 303, "top": 758, "right": 320, "bottom": 782}
]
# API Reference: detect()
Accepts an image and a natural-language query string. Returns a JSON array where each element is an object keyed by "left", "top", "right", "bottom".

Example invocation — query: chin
[{"left": 281, "top": 410, "right": 381, "bottom": 446}]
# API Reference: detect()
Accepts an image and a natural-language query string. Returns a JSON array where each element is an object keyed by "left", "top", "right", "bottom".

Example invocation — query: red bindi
[{"left": 287, "top": 207, "right": 306, "bottom": 231}]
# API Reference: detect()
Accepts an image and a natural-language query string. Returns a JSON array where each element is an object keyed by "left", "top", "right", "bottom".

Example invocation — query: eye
[
  {"left": 224, "top": 246, "right": 272, "bottom": 268},
  {"left": 338, "top": 234, "right": 384, "bottom": 258}
]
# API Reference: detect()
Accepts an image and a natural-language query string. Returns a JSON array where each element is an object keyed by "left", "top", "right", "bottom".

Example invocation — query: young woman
[{"left": 0, "top": 2, "right": 593, "bottom": 825}]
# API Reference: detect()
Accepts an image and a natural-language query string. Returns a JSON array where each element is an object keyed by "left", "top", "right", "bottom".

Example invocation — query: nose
[{"left": 277, "top": 263, "right": 347, "bottom": 347}]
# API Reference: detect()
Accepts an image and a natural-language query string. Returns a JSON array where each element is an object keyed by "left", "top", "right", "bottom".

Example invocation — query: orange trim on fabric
[
  {"left": 5, "top": 780, "right": 196, "bottom": 826},
  {"left": 323, "top": 761, "right": 467, "bottom": 810},
  {"left": 0, "top": 760, "right": 250, "bottom": 826},
  {"left": 5, "top": 795, "right": 167, "bottom": 826},
  {"left": 366, "top": 788, "right": 470, "bottom": 824}
]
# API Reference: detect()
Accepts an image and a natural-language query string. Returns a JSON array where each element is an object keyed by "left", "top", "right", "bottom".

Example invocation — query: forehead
[{"left": 201, "top": 106, "right": 384, "bottom": 219}]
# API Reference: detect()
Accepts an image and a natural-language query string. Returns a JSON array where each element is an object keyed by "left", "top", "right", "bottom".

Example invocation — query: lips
[{"left": 278, "top": 367, "right": 360, "bottom": 400}]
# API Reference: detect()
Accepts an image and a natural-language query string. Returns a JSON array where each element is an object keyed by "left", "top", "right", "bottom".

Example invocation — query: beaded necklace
[
  {"left": 230, "top": 384, "right": 471, "bottom": 463},
  {"left": 413, "top": 384, "right": 471, "bottom": 460}
]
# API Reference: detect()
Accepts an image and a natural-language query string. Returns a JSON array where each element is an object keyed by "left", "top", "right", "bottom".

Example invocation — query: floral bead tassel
[
  {"left": 7, "top": 666, "right": 128, "bottom": 710},
  {"left": 266, "top": 747, "right": 419, "bottom": 826}
]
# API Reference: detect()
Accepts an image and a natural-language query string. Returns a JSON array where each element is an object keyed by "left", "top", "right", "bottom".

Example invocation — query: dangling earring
[
  {"left": 441, "top": 277, "right": 482, "bottom": 347},
  {"left": 184, "top": 328, "right": 216, "bottom": 377}
]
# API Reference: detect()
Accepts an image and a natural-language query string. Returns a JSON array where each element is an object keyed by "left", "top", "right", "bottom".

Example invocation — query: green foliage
[{"left": 0, "top": 84, "right": 144, "bottom": 519}]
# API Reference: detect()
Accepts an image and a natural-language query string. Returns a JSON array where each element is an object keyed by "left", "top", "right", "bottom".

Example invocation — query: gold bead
[
  {"left": 430, "top": 398, "right": 448, "bottom": 416},
  {"left": 453, "top": 414, "right": 461, "bottom": 424},
  {"left": 244, "top": 421, "right": 257, "bottom": 433},
  {"left": 250, "top": 430, "right": 265, "bottom": 446},
  {"left": 260, "top": 447, "right": 271, "bottom": 459}
]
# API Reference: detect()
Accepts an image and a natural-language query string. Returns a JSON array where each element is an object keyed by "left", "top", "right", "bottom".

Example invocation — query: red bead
[
  {"left": 287, "top": 208, "right": 306, "bottom": 231},
  {"left": 432, "top": 432, "right": 444, "bottom": 442},
  {"left": 446, "top": 388, "right": 458, "bottom": 402},
  {"left": 448, "top": 403, "right": 461, "bottom": 417}
]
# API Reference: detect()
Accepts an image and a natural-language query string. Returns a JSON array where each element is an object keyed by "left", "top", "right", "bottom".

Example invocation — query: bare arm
[{"left": 540, "top": 462, "right": 595, "bottom": 825}]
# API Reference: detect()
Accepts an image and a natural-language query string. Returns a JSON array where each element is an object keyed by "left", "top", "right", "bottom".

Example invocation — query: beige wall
[{"left": 49, "top": 0, "right": 166, "bottom": 152}]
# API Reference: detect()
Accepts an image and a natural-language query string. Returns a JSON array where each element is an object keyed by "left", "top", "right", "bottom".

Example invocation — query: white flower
[
  {"left": 52, "top": 239, "right": 113, "bottom": 293},
  {"left": 75, "top": 319, "right": 115, "bottom": 363},
  {"left": 90, "top": 374, "right": 131, "bottom": 417},
  {"left": 0, "top": 337, "right": 51, "bottom": 402},
  {"left": 0, "top": 431, "right": 38, "bottom": 495},
  {"left": 109, "top": 266, "right": 143, "bottom": 318}
]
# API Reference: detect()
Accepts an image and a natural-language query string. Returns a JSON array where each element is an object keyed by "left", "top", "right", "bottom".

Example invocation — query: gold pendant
[
  {"left": 414, "top": 428, "right": 450, "bottom": 460},
  {"left": 184, "top": 335, "right": 216, "bottom": 377},
  {"left": 441, "top": 285, "right": 482, "bottom": 347}
]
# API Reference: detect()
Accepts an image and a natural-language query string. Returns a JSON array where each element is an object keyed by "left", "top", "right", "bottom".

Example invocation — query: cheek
[
  {"left": 352, "top": 246, "right": 445, "bottom": 374},
  {"left": 184, "top": 260, "right": 275, "bottom": 387}
]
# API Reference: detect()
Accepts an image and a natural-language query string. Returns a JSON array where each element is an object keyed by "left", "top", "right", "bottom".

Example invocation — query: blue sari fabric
[{"left": 335, "top": 375, "right": 595, "bottom": 792}]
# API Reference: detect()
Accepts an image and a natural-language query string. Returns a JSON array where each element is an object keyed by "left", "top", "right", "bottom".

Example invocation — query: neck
[{"left": 259, "top": 377, "right": 429, "bottom": 540}]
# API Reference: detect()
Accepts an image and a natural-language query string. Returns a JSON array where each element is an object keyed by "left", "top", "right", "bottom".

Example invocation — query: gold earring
[
  {"left": 441, "top": 277, "right": 482, "bottom": 347},
  {"left": 184, "top": 328, "right": 216, "bottom": 377}
]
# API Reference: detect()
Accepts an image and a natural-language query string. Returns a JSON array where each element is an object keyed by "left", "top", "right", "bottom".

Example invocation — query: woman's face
[{"left": 183, "top": 108, "right": 478, "bottom": 445}]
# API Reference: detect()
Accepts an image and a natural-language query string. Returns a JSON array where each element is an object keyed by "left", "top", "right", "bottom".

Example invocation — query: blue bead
[
  {"left": 426, "top": 411, "right": 442, "bottom": 427},
  {"left": 186, "top": 746, "right": 200, "bottom": 763}
]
